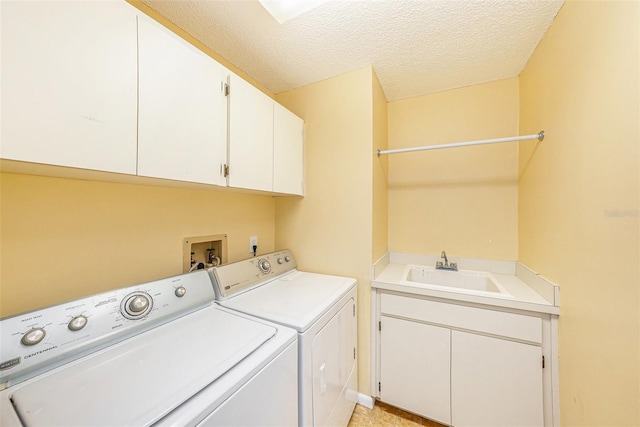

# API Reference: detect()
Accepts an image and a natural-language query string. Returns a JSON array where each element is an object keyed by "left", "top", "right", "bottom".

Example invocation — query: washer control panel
[
  {"left": 0, "top": 270, "right": 215, "bottom": 389},
  {"left": 209, "top": 249, "right": 297, "bottom": 300}
]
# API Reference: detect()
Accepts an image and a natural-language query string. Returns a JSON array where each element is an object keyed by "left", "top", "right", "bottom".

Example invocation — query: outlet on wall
[{"left": 249, "top": 235, "right": 258, "bottom": 253}]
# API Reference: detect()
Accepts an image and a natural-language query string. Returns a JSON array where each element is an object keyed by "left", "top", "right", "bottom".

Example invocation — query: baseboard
[{"left": 357, "top": 393, "right": 374, "bottom": 409}]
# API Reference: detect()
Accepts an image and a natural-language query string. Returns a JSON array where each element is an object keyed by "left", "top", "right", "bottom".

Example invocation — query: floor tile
[{"left": 347, "top": 402, "right": 447, "bottom": 427}]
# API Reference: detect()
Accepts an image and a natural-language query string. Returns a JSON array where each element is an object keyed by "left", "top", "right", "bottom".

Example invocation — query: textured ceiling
[{"left": 141, "top": 0, "right": 564, "bottom": 102}]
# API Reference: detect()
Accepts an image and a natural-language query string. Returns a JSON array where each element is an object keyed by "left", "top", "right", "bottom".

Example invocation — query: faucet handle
[{"left": 436, "top": 261, "right": 444, "bottom": 267}]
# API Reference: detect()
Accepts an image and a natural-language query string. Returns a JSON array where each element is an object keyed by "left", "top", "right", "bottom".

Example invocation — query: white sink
[{"left": 402, "top": 267, "right": 512, "bottom": 298}]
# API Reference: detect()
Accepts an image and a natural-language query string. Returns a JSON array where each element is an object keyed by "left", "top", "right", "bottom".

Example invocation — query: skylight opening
[{"left": 258, "top": 0, "right": 331, "bottom": 24}]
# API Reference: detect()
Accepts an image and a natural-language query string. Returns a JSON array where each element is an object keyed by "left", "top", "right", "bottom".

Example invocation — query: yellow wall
[
  {"left": 387, "top": 78, "right": 520, "bottom": 260},
  {"left": 519, "top": 1, "right": 640, "bottom": 425},
  {"left": 274, "top": 66, "right": 375, "bottom": 394},
  {"left": 372, "top": 71, "right": 389, "bottom": 262},
  {"left": 0, "top": 173, "right": 275, "bottom": 317}
]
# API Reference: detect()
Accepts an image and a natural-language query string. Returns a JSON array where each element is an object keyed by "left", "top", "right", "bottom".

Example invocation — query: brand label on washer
[{"left": 0, "top": 357, "right": 21, "bottom": 370}]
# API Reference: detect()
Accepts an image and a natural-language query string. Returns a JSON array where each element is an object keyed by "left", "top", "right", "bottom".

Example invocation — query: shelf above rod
[{"left": 377, "top": 130, "right": 545, "bottom": 157}]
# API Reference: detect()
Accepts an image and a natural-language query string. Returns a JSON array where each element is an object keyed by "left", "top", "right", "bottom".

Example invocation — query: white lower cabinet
[
  {"left": 376, "top": 293, "right": 547, "bottom": 426},
  {"left": 451, "top": 331, "right": 543, "bottom": 427},
  {"left": 380, "top": 316, "right": 451, "bottom": 425}
]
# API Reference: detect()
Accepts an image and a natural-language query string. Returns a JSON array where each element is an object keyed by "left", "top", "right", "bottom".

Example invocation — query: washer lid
[
  {"left": 9, "top": 306, "right": 276, "bottom": 427},
  {"left": 220, "top": 271, "right": 357, "bottom": 332}
]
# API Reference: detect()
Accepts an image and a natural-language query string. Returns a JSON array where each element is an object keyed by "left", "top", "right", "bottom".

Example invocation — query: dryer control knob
[
  {"left": 175, "top": 286, "right": 186, "bottom": 297},
  {"left": 68, "top": 315, "right": 88, "bottom": 331},
  {"left": 21, "top": 328, "right": 46, "bottom": 346},
  {"left": 258, "top": 259, "right": 271, "bottom": 273},
  {"left": 277, "top": 258, "right": 283, "bottom": 264},
  {"left": 284, "top": 256, "right": 291, "bottom": 262}
]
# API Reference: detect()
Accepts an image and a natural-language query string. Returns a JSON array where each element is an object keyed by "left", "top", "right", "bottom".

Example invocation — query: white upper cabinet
[
  {"left": 137, "top": 17, "right": 227, "bottom": 185},
  {"left": 2, "top": 1, "right": 303, "bottom": 195},
  {"left": 227, "top": 73, "right": 274, "bottom": 192},
  {"left": 273, "top": 103, "right": 304, "bottom": 196},
  {"left": 227, "top": 73, "right": 304, "bottom": 195},
  {"left": 0, "top": 1, "right": 138, "bottom": 174}
]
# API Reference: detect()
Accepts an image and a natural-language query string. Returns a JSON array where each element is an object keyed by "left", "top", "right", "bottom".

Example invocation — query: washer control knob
[
  {"left": 68, "top": 315, "right": 88, "bottom": 331},
  {"left": 175, "top": 286, "right": 186, "bottom": 297},
  {"left": 127, "top": 295, "right": 149, "bottom": 314},
  {"left": 277, "top": 258, "right": 283, "bottom": 264},
  {"left": 21, "top": 328, "right": 46, "bottom": 346},
  {"left": 284, "top": 256, "right": 291, "bottom": 262},
  {"left": 121, "top": 292, "right": 153, "bottom": 319},
  {"left": 258, "top": 259, "right": 271, "bottom": 273}
]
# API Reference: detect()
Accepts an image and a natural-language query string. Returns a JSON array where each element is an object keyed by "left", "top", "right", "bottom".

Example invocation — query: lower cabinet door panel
[
  {"left": 380, "top": 316, "right": 451, "bottom": 425},
  {"left": 451, "top": 330, "right": 544, "bottom": 427}
]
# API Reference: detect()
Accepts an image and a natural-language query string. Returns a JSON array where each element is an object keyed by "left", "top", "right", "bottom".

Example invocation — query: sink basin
[{"left": 402, "top": 267, "right": 512, "bottom": 297}]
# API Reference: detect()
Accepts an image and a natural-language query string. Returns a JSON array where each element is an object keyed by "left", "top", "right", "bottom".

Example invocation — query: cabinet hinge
[
  {"left": 224, "top": 83, "right": 230, "bottom": 97},
  {"left": 378, "top": 321, "right": 381, "bottom": 331},
  {"left": 353, "top": 304, "right": 356, "bottom": 316},
  {"left": 542, "top": 355, "right": 545, "bottom": 369},
  {"left": 223, "top": 164, "right": 229, "bottom": 177},
  {"left": 378, "top": 382, "right": 381, "bottom": 392},
  {"left": 353, "top": 347, "right": 356, "bottom": 359}
]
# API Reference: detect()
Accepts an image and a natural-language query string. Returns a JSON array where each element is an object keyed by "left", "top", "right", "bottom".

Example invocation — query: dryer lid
[
  {"left": 220, "top": 271, "right": 357, "bottom": 332},
  {"left": 8, "top": 306, "right": 276, "bottom": 427}
]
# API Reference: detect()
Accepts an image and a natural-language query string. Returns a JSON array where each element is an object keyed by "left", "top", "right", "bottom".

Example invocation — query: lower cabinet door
[
  {"left": 380, "top": 316, "right": 451, "bottom": 425},
  {"left": 451, "top": 330, "right": 544, "bottom": 427}
]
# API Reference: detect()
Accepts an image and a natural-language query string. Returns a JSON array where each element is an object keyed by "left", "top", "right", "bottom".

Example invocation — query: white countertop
[{"left": 372, "top": 254, "right": 560, "bottom": 315}]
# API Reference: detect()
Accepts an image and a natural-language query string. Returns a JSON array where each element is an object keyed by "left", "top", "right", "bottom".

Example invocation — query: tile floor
[{"left": 347, "top": 401, "right": 446, "bottom": 427}]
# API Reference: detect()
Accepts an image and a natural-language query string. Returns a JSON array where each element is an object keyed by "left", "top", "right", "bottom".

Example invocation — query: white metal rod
[{"left": 377, "top": 131, "right": 545, "bottom": 156}]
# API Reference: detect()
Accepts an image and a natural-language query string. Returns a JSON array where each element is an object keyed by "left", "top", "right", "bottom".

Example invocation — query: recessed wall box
[{"left": 183, "top": 234, "right": 228, "bottom": 273}]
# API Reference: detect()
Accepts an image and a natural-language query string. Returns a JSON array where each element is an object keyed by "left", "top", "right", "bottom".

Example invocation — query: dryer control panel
[
  {"left": 209, "top": 249, "right": 297, "bottom": 300},
  {"left": 0, "top": 270, "right": 216, "bottom": 389}
]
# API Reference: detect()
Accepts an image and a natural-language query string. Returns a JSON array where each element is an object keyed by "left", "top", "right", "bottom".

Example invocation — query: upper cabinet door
[
  {"left": 0, "top": 1, "right": 138, "bottom": 174},
  {"left": 273, "top": 104, "right": 304, "bottom": 196},
  {"left": 227, "top": 73, "right": 274, "bottom": 192},
  {"left": 137, "top": 17, "right": 227, "bottom": 186}
]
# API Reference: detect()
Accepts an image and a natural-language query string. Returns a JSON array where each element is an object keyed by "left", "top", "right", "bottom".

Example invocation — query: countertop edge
[{"left": 371, "top": 280, "right": 560, "bottom": 315}]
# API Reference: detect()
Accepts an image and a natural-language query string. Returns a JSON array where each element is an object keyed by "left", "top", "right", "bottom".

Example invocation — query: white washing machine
[
  {"left": 0, "top": 270, "right": 298, "bottom": 427},
  {"left": 208, "top": 249, "right": 358, "bottom": 427}
]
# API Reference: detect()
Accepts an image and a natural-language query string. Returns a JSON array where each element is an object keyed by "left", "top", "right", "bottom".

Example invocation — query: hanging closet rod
[{"left": 377, "top": 131, "right": 545, "bottom": 157}]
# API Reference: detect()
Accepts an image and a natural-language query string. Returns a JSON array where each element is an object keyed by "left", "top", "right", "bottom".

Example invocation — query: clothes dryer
[{"left": 209, "top": 249, "right": 358, "bottom": 427}]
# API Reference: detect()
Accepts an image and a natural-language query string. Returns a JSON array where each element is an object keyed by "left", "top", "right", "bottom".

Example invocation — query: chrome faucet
[{"left": 436, "top": 251, "right": 458, "bottom": 271}]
